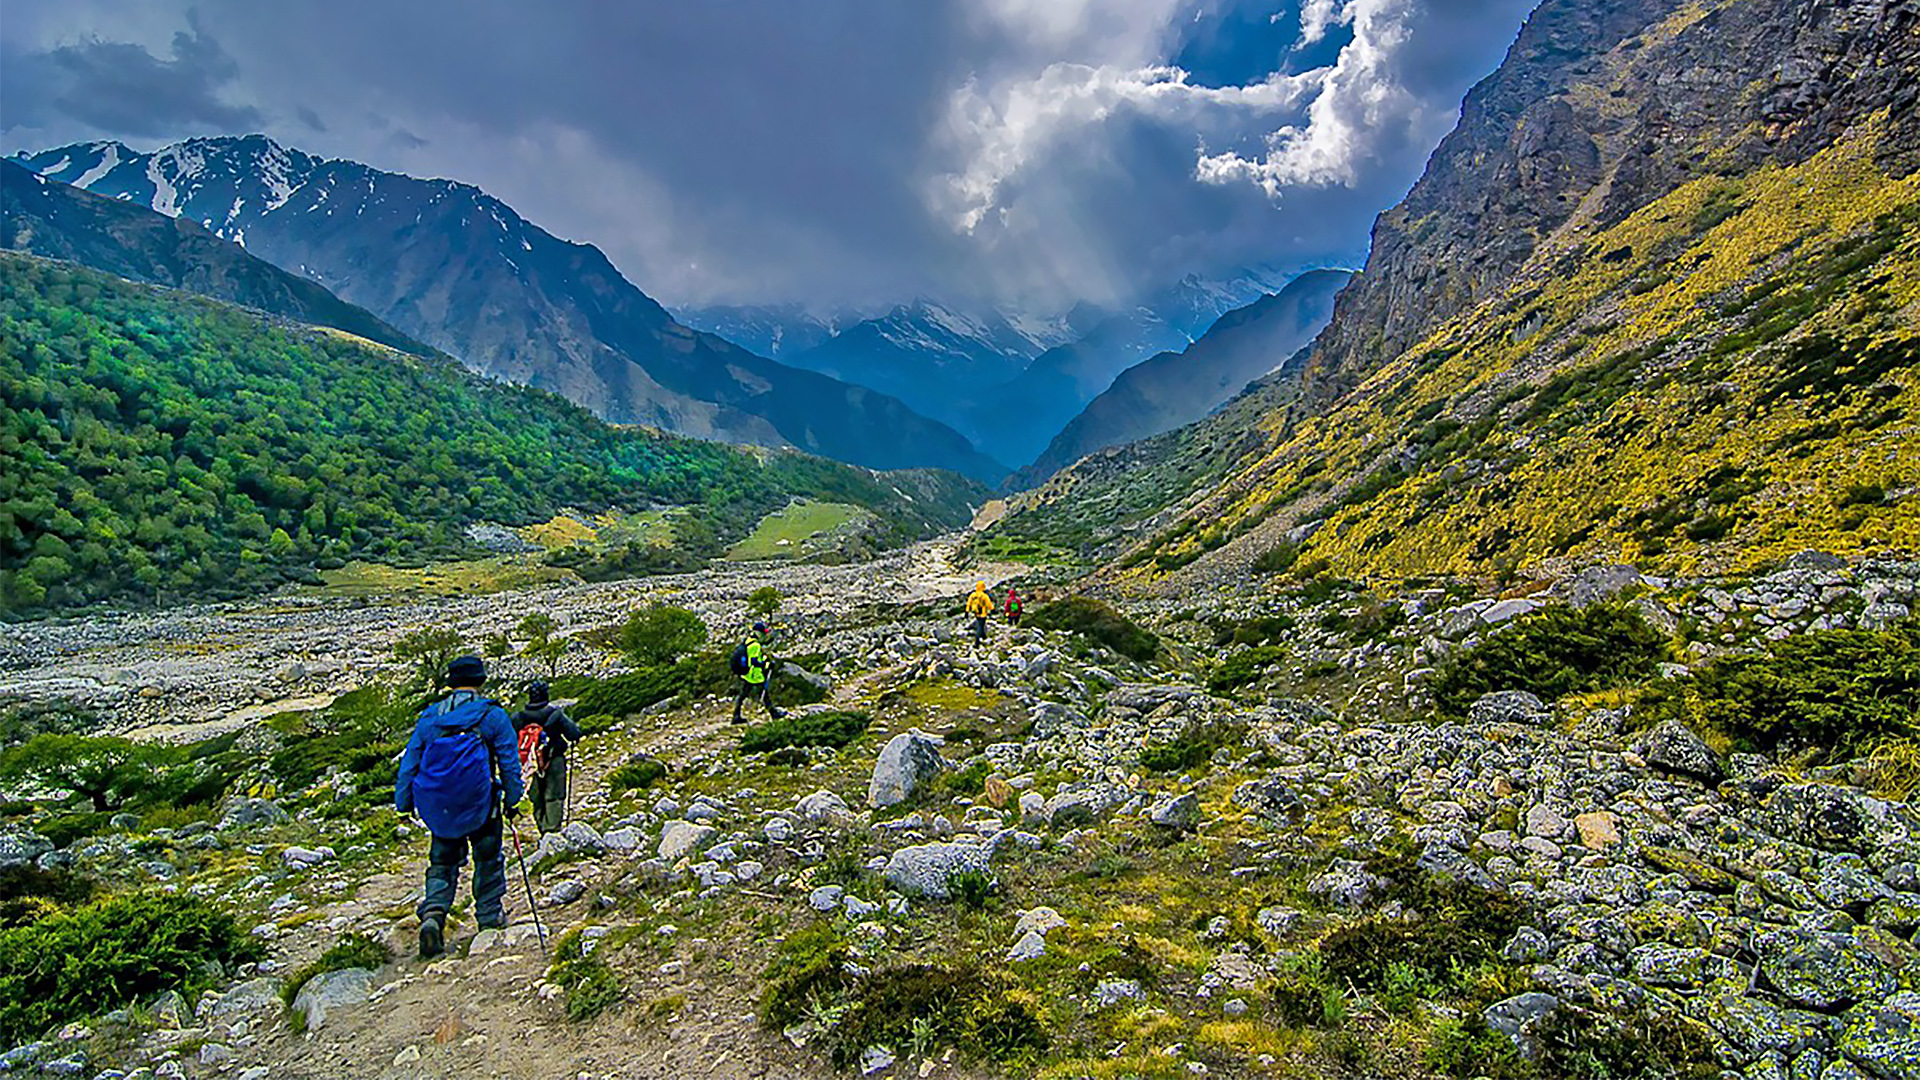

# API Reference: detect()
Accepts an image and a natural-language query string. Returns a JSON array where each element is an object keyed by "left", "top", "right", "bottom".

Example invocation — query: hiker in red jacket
[{"left": 1005, "top": 587, "right": 1024, "bottom": 627}]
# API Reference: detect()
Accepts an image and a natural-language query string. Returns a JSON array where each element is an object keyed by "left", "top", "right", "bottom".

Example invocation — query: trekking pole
[{"left": 507, "top": 820, "right": 548, "bottom": 957}]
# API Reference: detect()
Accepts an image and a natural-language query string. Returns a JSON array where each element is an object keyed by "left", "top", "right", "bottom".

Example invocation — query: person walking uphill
[
  {"left": 732, "top": 621, "right": 786, "bottom": 724},
  {"left": 966, "top": 581, "right": 995, "bottom": 645},
  {"left": 1005, "top": 586, "right": 1024, "bottom": 627},
  {"left": 395, "top": 655, "right": 525, "bottom": 959},
  {"left": 514, "top": 681, "right": 581, "bottom": 835}
]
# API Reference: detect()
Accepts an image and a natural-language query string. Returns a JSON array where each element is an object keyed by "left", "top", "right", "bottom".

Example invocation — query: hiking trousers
[
  {"left": 733, "top": 677, "right": 778, "bottom": 722},
  {"left": 971, "top": 616, "right": 988, "bottom": 644},
  {"left": 420, "top": 813, "right": 507, "bottom": 928},
  {"left": 532, "top": 756, "right": 569, "bottom": 834}
]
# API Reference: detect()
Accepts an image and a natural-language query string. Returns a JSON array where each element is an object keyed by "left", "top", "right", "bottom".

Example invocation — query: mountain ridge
[{"left": 13, "top": 136, "right": 1006, "bottom": 480}]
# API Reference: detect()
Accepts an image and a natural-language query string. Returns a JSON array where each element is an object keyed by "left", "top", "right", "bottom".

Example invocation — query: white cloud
[{"left": 1297, "top": 0, "right": 1346, "bottom": 46}]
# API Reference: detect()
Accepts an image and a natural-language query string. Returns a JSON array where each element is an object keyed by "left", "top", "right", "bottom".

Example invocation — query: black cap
[
  {"left": 753, "top": 621, "right": 769, "bottom": 633},
  {"left": 527, "top": 681, "right": 550, "bottom": 705},
  {"left": 446, "top": 655, "right": 487, "bottom": 686}
]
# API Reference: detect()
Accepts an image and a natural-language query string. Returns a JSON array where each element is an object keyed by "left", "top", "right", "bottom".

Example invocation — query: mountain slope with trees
[
  {"left": 0, "top": 253, "right": 982, "bottom": 616},
  {"left": 12, "top": 137, "right": 1004, "bottom": 480}
]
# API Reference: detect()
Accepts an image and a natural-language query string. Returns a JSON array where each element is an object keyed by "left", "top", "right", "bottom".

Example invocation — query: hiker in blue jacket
[{"left": 394, "top": 654, "right": 525, "bottom": 959}]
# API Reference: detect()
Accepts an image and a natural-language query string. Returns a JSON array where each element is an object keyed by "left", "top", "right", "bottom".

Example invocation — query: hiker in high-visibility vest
[
  {"left": 966, "top": 582, "right": 995, "bottom": 645},
  {"left": 732, "top": 621, "right": 786, "bottom": 724}
]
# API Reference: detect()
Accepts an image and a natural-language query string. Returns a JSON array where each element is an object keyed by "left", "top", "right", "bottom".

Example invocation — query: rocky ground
[{"left": 3, "top": 543, "right": 1919, "bottom": 1079}]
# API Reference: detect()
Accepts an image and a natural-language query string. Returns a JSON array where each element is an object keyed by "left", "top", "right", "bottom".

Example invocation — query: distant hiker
[
  {"left": 732, "top": 621, "right": 786, "bottom": 724},
  {"left": 514, "top": 681, "right": 582, "bottom": 835},
  {"left": 966, "top": 581, "right": 995, "bottom": 644},
  {"left": 394, "top": 655, "right": 525, "bottom": 959},
  {"left": 1005, "top": 587, "right": 1024, "bottom": 627}
]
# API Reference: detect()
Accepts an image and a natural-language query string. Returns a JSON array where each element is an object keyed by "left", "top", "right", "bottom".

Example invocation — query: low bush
[
  {"left": 1139, "top": 719, "right": 1248, "bottom": 772},
  {"left": 760, "top": 922, "right": 854, "bottom": 1029},
  {"left": 929, "top": 759, "right": 992, "bottom": 798},
  {"left": 1208, "top": 645, "right": 1290, "bottom": 693},
  {"left": 1271, "top": 951, "right": 1346, "bottom": 1028},
  {"left": 1211, "top": 615, "right": 1296, "bottom": 647},
  {"left": 1252, "top": 541, "right": 1301, "bottom": 575},
  {"left": 0, "top": 892, "right": 264, "bottom": 1045},
  {"left": 739, "top": 711, "right": 870, "bottom": 754},
  {"left": 0, "top": 865, "right": 98, "bottom": 929},
  {"left": 283, "top": 932, "right": 392, "bottom": 1005},
  {"left": 1639, "top": 621, "right": 1919, "bottom": 759},
  {"left": 1430, "top": 602, "right": 1669, "bottom": 716},
  {"left": 1318, "top": 597, "right": 1407, "bottom": 644},
  {"left": 1027, "top": 597, "right": 1159, "bottom": 662},
  {"left": 1529, "top": 1004, "right": 1721, "bottom": 1080},
  {"left": 615, "top": 605, "right": 708, "bottom": 668},
  {"left": 548, "top": 929, "right": 623, "bottom": 1022},
  {"left": 606, "top": 757, "right": 667, "bottom": 796}
]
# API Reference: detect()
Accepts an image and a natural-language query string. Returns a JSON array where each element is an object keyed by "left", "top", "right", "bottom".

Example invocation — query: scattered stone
[
  {"left": 1574, "top": 811, "right": 1620, "bottom": 850},
  {"left": 657, "top": 821, "right": 717, "bottom": 862},
  {"left": 280, "top": 845, "right": 334, "bottom": 870},
  {"left": 1485, "top": 993, "right": 1559, "bottom": 1059},
  {"left": 291, "top": 968, "right": 372, "bottom": 1031},
  {"left": 1147, "top": 793, "right": 1201, "bottom": 830},
  {"left": 1756, "top": 929, "right": 1898, "bottom": 1011},
  {"left": 1638, "top": 721, "right": 1725, "bottom": 783},
  {"left": 218, "top": 799, "right": 289, "bottom": 830},
  {"left": 809, "top": 885, "right": 845, "bottom": 912},
  {"left": 797, "top": 790, "right": 853, "bottom": 826},
  {"left": 1308, "top": 859, "right": 1385, "bottom": 909},
  {"left": 1469, "top": 691, "right": 1550, "bottom": 726},
  {"left": 0, "top": 829, "right": 54, "bottom": 868},
  {"left": 869, "top": 731, "right": 949, "bottom": 808},
  {"left": 883, "top": 840, "right": 992, "bottom": 900},
  {"left": 1092, "top": 979, "right": 1144, "bottom": 1008},
  {"left": 1839, "top": 991, "right": 1920, "bottom": 1079}
]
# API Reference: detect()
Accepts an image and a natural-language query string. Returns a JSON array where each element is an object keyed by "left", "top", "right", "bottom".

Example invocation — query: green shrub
[
  {"left": 1211, "top": 615, "right": 1297, "bottom": 647},
  {"left": 1531, "top": 1004, "right": 1721, "bottom": 1080},
  {"left": 1139, "top": 719, "right": 1248, "bottom": 772},
  {"left": 0, "top": 865, "right": 98, "bottom": 929},
  {"left": 811, "top": 961, "right": 1046, "bottom": 1068},
  {"left": 748, "top": 586, "right": 784, "bottom": 618},
  {"left": 929, "top": 760, "right": 992, "bottom": 798},
  {"left": 1640, "top": 621, "right": 1920, "bottom": 758},
  {"left": 391, "top": 628, "right": 465, "bottom": 691},
  {"left": 1208, "top": 645, "right": 1290, "bottom": 693},
  {"left": 1424, "top": 1015, "right": 1530, "bottom": 1078},
  {"left": 1303, "top": 659, "right": 1343, "bottom": 679},
  {"left": 1026, "top": 597, "right": 1159, "bottom": 662},
  {"left": 0, "top": 892, "right": 264, "bottom": 1044},
  {"left": 283, "top": 932, "right": 392, "bottom": 1005},
  {"left": 0, "top": 734, "right": 180, "bottom": 812},
  {"left": 949, "top": 870, "right": 995, "bottom": 910},
  {"left": 606, "top": 757, "right": 667, "bottom": 796},
  {"left": 739, "top": 711, "right": 870, "bottom": 754},
  {"left": 615, "top": 605, "right": 709, "bottom": 668},
  {"left": 1430, "top": 602, "right": 1669, "bottom": 716},
  {"left": 547, "top": 929, "right": 623, "bottom": 1022},
  {"left": 1318, "top": 597, "right": 1407, "bottom": 644},
  {"left": 1252, "top": 541, "right": 1301, "bottom": 575},
  {"left": 759, "top": 922, "right": 854, "bottom": 1029},
  {"left": 1271, "top": 951, "right": 1346, "bottom": 1028}
]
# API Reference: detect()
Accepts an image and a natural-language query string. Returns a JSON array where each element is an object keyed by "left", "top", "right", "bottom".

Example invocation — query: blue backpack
[{"left": 411, "top": 697, "right": 498, "bottom": 838}]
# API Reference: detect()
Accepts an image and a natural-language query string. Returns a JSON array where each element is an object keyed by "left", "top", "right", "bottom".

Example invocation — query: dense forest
[{"left": 0, "top": 254, "right": 980, "bottom": 615}]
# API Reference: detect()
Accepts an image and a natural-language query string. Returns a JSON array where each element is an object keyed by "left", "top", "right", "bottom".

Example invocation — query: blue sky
[{"left": 0, "top": 0, "right": 1537, "bottom": 311}]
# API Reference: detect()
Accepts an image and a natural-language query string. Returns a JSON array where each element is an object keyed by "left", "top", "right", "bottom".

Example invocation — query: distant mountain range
[
  {"left": 13, "top": 136, "right": 1004, "bottom": 480},
  {"left": 1018, "top": 268, "right": 1351, "bottom": 484},
  {"left": 1, "top": 159, "right": 429, "bottom": 357}
]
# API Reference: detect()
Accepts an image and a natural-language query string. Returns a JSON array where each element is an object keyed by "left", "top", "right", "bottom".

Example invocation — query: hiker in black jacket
[{"left": 513, "top": 682, "right": 582, "bottom": 834}]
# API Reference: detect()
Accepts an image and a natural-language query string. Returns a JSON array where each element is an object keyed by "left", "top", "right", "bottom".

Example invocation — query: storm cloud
[{"left": 0, "top": 0, "right": 1537, "bottom": 312}]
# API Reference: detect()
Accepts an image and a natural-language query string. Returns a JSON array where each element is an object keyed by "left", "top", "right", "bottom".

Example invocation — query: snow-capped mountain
[
  {"left": 673, "top": 303, "right": 854, "bottom": 360},
  {"left": 13, "top": 136, "right": 1004, "bottom": 479}
]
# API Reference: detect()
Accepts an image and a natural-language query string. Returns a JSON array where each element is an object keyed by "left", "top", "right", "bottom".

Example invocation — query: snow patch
[
  {"left": 72, "top": 143, "right": 119, "bottom": 189},
  {"left": 147, "top": 158, "right": 179, "bottom": 217},
  {"left": 41, "top": 155, "right": 71, "bottom": 178}
]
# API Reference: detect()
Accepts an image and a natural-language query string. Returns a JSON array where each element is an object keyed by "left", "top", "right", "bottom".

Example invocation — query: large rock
[
  {"left": 292, "top": 967, "right": 372, "bottom": 1030},
  {"left": 1146, "top": 793, "right": 1200, "bottom": 831},
  {"left": 1839, "top": 991, "right": 1920, "bottom": 1079},
  {"left": 208, "top": 977, "right": 284, "bottom": 1018},
  {"left": 883, "top": 840, "right": 992, "bottom": 899},
  {"left": 1468, "top": 691, "right": 1550, "bottom": 726},
  {"left": 1479, "top": 598, "right": 1543, "bottom": 626},
  {"left": 0, "top": 828, "right": 54, "bottom": 868},
  {"left": 657, "top": 821, "right": 717, "bottom": 862},
  {"left": 1308, "top": 858, "right": 1386, "bottom": 909},
  {"left": 218, "top": 798, "right": 289, "bottom": 830},
  {"left": 868, "top": 731, "right": 948, "bottom": 809},
  {"left": 1231, "top": 778, "right": 1304, "bottom": 822},
  {"left": 1484, "top": 992, "right": 1559, "bottom": 1059},
  {"left": 1637, "top": 720, "right": 1725, "bottom": 783},
  {"left": 1756, "top": 929, "right": 1899, "bottom": 1011},
  {"left": 1705, "top": 990, "right": 1835, "bottom": 1059},
  {"left": 797, "top": 789, "right": 854, "bottom": 826},
  {"left": 1765, "top": 783, "right": 1913, "bottom": 854}
]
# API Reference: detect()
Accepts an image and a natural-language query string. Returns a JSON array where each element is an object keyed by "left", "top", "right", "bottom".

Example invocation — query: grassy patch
[
  {"left": 606, "top": 757, "right": 667, "bottom": 797},
  {"left": 1027, "top": 597, "right": 1159, "bottom": 662},
  {"left": 282, "top": 932, "right": 392, "bottom": 1005},
  {"left": 1207, "top": 645, "right": 1290, "bottom": 693},
  {"left": 1430, "top": 602, "right": 1669, "bottom": 716},
  {"left": 549, "top": 929, "right": 624, "bottom": 1022},
  {"left": 0, "top": 892, "right": 263, "bottom": 1045},
  {"left": 738, "top": 711, "right": 871, "bottom": 754},
  {"left": 728, "top": 501, "right": 865, "bottom": 560},
  {"left": 1139, "top": 719, "right": 1248, "bottom": 772}
]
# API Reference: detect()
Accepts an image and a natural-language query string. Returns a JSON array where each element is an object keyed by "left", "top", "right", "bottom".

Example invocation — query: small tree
[
  {"left": 517, "top": 613, "right": 569, "bottom": 678},
  {"left": 392, "top": 627, "right": 465, "bottom": 689},
  {"left": 747, "top": 586, "right": 783, "bottom": 620},
  {"left": 616, "top": 605, "right": 708, "bottom": 668},
  {"left": 0, "top": 734, "right": 175, "bottom": 812}
]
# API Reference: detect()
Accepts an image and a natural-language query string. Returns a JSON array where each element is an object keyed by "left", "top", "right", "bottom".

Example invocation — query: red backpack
[{"left": 517, "top": 723, "right": 550, "bottom": 780}]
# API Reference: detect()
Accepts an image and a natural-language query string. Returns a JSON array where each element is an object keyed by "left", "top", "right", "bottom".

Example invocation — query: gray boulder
[
  {"left": 292, "top": 967, "right": 372, "bottom": 1030},
  {"left": 1484, "top": 992, "right": 1559, "bottom": 1059},
  {"left": 1638, "top": 720, "right": 1725, "bottom": 783},
  {"left": 869, "top": 731, "right": 948, "bottom": 809},
  {"left": 1765, "top": 783, "right": 1913, "bottom": 854},
  {"left": 1231, "top": 778, "right": 1303, "bottom": 822},
  {"left": 0, "top": 828, "right": 54, "bottom": 868},
  {"left": 1308, "top": 859, "right": 1386, "bottom": 909},
  {"left": 218, "top": 799, "right": 289, "bottom": 830},
  {"left": 797, "top": 789, "right": 854, "bottom": 825},
  {"left": 657, "top": 821, "right": 717, "bottom": 862},
  {"left": 1840, "top": 990, "right": 1920, "bottom": 1079},
  {"left": 1468, "top": 691, "right": 1550, "bottom": 726},
  {"left": 209, "top": 977, "right": 284, "bottom": 1018},
  {"left": 1756, "top": 929, "right": 1898, "bottom": 1011},
  {"left": 883, "top": 840, "right": 992, "bottom": 899},
  {"left": 1147, "top": 793, "right": 1200, "bottom": 831}
]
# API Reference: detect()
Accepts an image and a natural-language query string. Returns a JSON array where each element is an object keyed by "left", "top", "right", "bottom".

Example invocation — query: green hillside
[{"left": 0, "top": 254, "right": 981, "bottom": 615}]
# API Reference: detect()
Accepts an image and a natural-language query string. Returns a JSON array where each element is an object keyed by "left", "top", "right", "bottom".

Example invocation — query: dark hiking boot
[
  {"left": 771, "top": 708, "right": 788, "bottom": 720},
  {"left": 418, "top": 914, "right": 445, "bottom": 959}
]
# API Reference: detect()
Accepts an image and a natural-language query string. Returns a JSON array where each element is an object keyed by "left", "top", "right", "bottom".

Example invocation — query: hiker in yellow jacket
[{"left": 966, "top": 581, "right": 995, "bottom": 645}]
